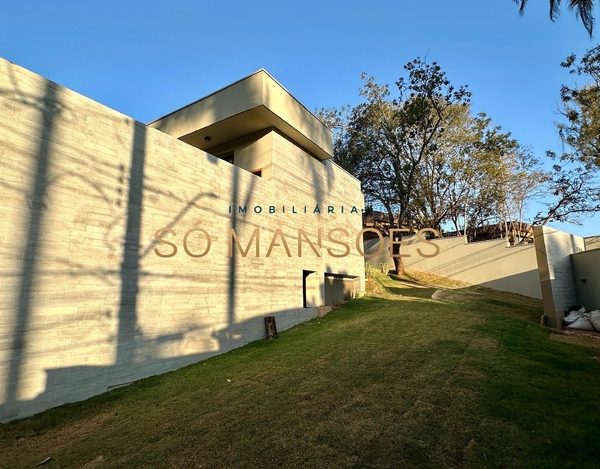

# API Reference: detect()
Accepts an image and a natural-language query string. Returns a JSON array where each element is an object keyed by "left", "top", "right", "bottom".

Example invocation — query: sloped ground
[{"left": 1, "top": 272, "right": 599, "bottom": 468}]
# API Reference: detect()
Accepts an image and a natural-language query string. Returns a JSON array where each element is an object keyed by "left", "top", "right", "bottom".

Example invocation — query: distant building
[
  {"left": 363, "top": 207, "right": 533, "bottom": 245},
  {"left": 443, "top": 222, "right": 534, "bottom": 245}
]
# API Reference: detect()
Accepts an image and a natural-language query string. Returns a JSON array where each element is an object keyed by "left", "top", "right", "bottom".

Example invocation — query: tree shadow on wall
[
  {"left": 0, "top": 65, "right": 336, "bottom": 422},
  {"left": 0, "top": 72, "right": 225, "bottom": 420}
]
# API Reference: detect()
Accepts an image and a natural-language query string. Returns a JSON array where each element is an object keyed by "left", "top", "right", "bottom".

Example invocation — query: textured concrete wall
[
  {"left": 364, "top": 235, "right": 542, "bottom": 298},
  {"left": 0, "top": 58, "right": 364, "bottom": 422},
  {"left": 584, "top": 235, "right": 600, "bottom": 251},
  {"left": 533, "top": 226, "right": 585, "bottom": 328},
  {"left": 572, "top": 249, "right": 600, "bottom": 311},
  {"left": 324, "top": 277, "right": 359, "bottom": 306}
]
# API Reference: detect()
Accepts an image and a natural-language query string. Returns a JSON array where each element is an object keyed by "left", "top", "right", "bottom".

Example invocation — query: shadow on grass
[{"left": 370, "top": 271, "right": 544, "bottom": 324}]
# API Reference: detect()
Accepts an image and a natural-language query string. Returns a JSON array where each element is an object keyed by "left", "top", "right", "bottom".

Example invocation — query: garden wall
[{"left": 364, "top": 235, "right": 542, "bottom": 299}]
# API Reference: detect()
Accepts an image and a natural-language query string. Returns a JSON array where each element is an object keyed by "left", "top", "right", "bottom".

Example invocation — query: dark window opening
[
  {"left": 250, "top": 168, "right": 262, "bottom": 178},
  {"left": 219, "top": 151, "right": 234, "bottom": 164}
]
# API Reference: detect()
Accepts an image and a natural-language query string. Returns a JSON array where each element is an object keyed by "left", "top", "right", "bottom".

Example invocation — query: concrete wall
[
  {"left": 533, "top": 226, "right": 585, "bottom": 328},
  {"left": 572, "top": 249, "right": 600, "bottom": 311},
  {"left": 584, "top": 235, "right": 600, "bottom": 251},
  {"left": 364, "top": 235, "right": 542, "bottom": 299},
  {"left": 208, "top": 129, "right": 274, "bottom": 181},
  {"left": 324, "top": 276, "right": 360, "bottom": 306},
  {"left": 0, "top": 58, "right": 365, "bottom": 422}
]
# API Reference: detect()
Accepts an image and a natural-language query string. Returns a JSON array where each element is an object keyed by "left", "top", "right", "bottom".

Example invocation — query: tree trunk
[
  {"left": 391, "top": 230, "right": 406, "bottom": 275},
  {"left": 395, "top": 256, "right": 406, "bottom": 275},
  {"left": 264, "top": 316, "right": 278, "bottom": 339}
]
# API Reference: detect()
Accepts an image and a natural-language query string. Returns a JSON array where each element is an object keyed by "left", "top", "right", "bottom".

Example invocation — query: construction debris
[{"left": 564, "top": 305, "right": 600, "bottom": 331}]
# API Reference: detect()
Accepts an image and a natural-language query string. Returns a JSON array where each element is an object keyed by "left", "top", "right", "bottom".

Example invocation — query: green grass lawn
[{"left": 2, "top": 272, "right": 600, "bottom": 468}]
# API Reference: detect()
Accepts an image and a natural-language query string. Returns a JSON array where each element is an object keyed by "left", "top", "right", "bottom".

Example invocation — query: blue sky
[{"left": 1, "top": 0, "right": 598, "bottom": 236}]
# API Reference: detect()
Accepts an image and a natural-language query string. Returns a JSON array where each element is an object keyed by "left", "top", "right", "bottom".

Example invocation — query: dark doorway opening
[{"left": 302, "top": 270, "right": 316, "bottom": 308}]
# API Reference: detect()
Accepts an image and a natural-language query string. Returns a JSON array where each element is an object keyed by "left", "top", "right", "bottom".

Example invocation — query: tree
[
  {"left": 463, "top": 117, "right": 539, "bottom": 242},
  {"left": 500, "top": 147, "right": 548, "bottom": 242},
  {"left": 410, "top": 103, "right": 473, "bottom": 234},
  {"left": 409, "top": 108, "right": 540, "bottom": 242},
  {"left": 320, "top": 59, "right": 471, "bottom": 273},
  {"left": 533, "top": 162, "right": 600, "bottom": 224},
  {"left": 434, "top": 112, "right": 546, "bottom": 243},
  {"left": 513, "top": 0, "right": 597, "bottom": 37},
  {"left": 534, "top": 45, "right": 600, "bottom": 225},
  {"left": 319, "top": 59, "right": 555, "bottom": 270},
  {"left": 558, "top": 44, "right": 600, "bottom": 168}
]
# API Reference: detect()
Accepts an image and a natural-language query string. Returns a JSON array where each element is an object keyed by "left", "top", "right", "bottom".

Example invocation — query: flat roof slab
[{"left": 148, "top": 70, "right": 333, "bottom": 160}]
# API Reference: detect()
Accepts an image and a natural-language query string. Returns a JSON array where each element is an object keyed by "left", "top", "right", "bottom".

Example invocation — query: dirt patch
[
  {"left": 550, "top": 329, "right": 600, "bottom": 349},
  {"left": 562, "top": 328, "right": 600, "bottom": 338},
  {"left": 4, "top": 411, "right": 114, "bottom": 467},
  {"left": 431, "top": 289, "right": 483, "bottom": 301},
  {"left": 80, "top": 455, "right": 106, "bottom": 468}
]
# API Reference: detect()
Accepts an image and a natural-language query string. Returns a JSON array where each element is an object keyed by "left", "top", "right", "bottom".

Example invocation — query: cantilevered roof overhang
[{"left": 148, "top": 70, "right": 333, "bottom": 161}]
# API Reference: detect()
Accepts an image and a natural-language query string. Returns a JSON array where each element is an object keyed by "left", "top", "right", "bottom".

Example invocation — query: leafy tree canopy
[
  {"left": 535, "top": 44, "right": 600, "bottom": 225},
  {"left": 317, "top": 59, "right": 546, "bottom": 270}
]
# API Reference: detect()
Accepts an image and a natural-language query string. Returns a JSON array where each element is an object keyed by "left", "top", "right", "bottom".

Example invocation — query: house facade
[{"left": 0, "top": 60, "right": 365, "bottom": 422}]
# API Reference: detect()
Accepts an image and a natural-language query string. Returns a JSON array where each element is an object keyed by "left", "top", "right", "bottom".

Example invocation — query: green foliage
[
  {"left": 559, "top": 44, "right": 600, "bottom": 169},
  {"left": 364, "top": 260, "right": 377, "bottom": 277},
  {"left": 317, "top": 58, "right": 472, "bottom": 270},
  {"left": 329, "top": 59, "right": 471, "bottom": 229},
  {"left": 378, "top": 261, "right": 392, "bottom": 274},
  {"left": 318, "top": 58, "right": 543, "bottom": 244},
  {"left": 534, "top": 45, "right": 600, "bottom": 225},
  {"left": 533, "top": 161, "right": 600, "bottom": 224},
  {"left": 513, "top": 0, "right": 597, "bottom": 37}
]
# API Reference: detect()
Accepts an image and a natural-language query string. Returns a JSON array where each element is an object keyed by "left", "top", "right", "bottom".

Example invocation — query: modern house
[{"left": 0, "top": 59, "right": 365, "bottom": 422}]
